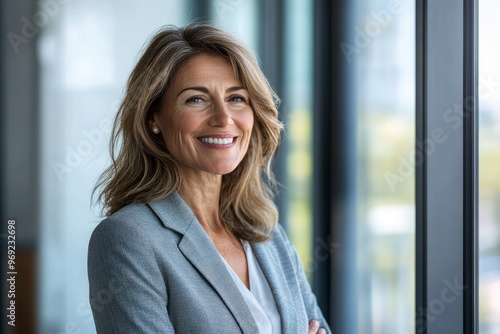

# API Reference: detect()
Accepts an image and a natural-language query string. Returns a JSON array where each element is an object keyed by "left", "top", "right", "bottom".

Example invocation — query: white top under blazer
[{"left": 219, "top": 241, "right": 282, "bottom": 334}]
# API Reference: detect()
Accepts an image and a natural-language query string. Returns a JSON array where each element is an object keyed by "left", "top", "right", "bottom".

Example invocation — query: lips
[{"left": 199, "top": 137, "right": 235, "bottom": 145}]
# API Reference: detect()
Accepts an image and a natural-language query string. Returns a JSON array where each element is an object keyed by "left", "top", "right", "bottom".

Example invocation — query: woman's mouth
[{"left": 199, "top": 137, "right": 235, "bottom": 145}]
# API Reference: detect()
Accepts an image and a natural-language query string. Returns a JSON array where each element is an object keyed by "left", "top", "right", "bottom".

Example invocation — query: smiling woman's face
[{"left": 151, "top": 54, "right": 254, "bottom": 178}]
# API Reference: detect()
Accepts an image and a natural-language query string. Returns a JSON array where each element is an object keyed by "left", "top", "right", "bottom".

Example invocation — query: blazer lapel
[
  {"left": 252, "top": 242, "right": 300, "bottom": 333},
  {"left": 148, "top": 193, "right": 259, "bottom": 334}
]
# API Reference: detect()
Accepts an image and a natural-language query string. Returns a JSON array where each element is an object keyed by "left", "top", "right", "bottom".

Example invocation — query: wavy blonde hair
[{"left": 94, "top": 23, "right": 283, "bottom": 242}]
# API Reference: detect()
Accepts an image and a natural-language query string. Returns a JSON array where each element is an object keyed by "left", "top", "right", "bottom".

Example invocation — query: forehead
[{"left": 170, "top": 54, "right": 241, "bottom": 89}]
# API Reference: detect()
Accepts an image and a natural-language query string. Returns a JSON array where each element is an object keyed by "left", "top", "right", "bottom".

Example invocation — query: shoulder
[
  {"left": 89, "top": 192, "right": 190, "bottom": 258},
  {"left": 270, "top": 223, "right": 288, "bottom": 240},
  {"left": 88, "top": 196, "right": 184, "bottom": 259},
  {"left": 87, "top": 199, "right": 182, "bottom": 283},
  {"left": 90, "top": 202, "right": 159, "bottom": 246},
  {"left": 254, "top": 224, "right": 300, "bottom": 270},
  {"left": 266, "top": 223, "right": 294, "bottom": 250}
]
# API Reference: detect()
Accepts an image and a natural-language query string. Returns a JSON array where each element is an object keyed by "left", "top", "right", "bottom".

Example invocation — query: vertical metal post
[
  {"left": 313, "top": 0, "right": 356, "bottom": 332},
  {"left": 257, "top": 0, "right": 287, "bottom": 228},
  {"left": 462, "top": 0, "right": 478, "bottom": 332},
  {"left": 415, "top": 0, "right": 478, "bottom": 332}
]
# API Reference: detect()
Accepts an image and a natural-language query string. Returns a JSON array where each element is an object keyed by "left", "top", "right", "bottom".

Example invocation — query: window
[
  {"left": 479, "top": 0, "right": 500, "bottom": 332},
  {"left": 283, "top": 0, "right": 315, "bottom": 277},
  {"left": 354, "top": 0, "right": 415, "bottom": 332},
  {"left": 314, "top": 1, "right": 478, "bottom": 332}
]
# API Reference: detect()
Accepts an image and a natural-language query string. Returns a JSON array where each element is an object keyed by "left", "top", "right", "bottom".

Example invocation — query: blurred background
[
  {"left": 0, "top": 0, "right": 498, "bottom": 333},
  {"left": 478, "top": 0, "right": 500, "bottom": 332}
]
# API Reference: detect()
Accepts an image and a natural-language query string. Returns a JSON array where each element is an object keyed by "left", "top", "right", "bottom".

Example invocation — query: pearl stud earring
[{"left": 152, "top": 126, "right": 160, "bottom": 134}]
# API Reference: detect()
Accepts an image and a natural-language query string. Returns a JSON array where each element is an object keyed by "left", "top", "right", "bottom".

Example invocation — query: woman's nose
[{"left": 209, "top": 100, "right": 234, "bottom": 127}]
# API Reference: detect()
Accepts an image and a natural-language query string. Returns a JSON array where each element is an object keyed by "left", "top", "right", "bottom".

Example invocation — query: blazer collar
[
  {"left": 147, "top": 192, "right": 260, "bottom": 333},
  {"left": 147, "top": 191, "right": 195, "bottom": 235},
  {"left": 252, "top": 241, "right": 300, "bottom": 333}
]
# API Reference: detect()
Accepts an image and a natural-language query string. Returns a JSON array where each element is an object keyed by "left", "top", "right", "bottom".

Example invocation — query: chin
[
  {"left": 206, "top": 163, "right": 240, "bottom": 176},
  {"left": 212, "top": 167, "right": 238, "bottom": 176}
]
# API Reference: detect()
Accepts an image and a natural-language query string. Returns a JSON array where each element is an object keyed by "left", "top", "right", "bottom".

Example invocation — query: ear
[
  {"left": 148, "top": 117, "right": 157, "bottom": 130},
  {"left": 149, "top": 114, "right": 161, "bottom": 135}
]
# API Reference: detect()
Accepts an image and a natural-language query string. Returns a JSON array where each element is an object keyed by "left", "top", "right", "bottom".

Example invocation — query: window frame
[
  {"left": 416, "top": 0, "right": 478, "bottom": 333},
  {"left": 312, "top": 1, "right": 357, "bottom": 333}
]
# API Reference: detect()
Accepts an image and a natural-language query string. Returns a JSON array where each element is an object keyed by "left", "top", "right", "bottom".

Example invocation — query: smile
[{"left": 199, "top": 137, "right": 235, "bottom": 145}]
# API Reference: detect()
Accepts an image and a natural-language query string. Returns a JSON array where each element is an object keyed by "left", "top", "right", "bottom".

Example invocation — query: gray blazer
[{"left": 88, "top": 192, "right": 332, "bottom": 333}]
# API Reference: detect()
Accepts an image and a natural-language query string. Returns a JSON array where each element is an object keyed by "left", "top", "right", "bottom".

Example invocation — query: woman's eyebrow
[
  {"left": 177, "top": 86, "right": 246, "bottom": 97},
  {"left": 177, "top": 86, "right": 209, "bottom": 97},
  {"left": 226, "top": 86, "right": 246, "bottom": 93}
]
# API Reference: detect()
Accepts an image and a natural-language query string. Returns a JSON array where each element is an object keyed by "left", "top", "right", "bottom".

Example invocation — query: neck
[{"left": 178, "top": 170, "right": 224, "bottom": 232}]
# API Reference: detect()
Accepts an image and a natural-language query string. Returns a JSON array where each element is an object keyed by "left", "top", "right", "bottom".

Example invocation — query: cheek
[
  {"left": 239, "top": 110, "right": 254, "bottom": 133},
  {"left": 163, "top": 113, "right": 198, "bottom": 144},
  {"left": 239, "top": 112, "right": 254, "bottom": 154},
  {"left": 178, "top": 112, "right": 206, "bottom": 132}
]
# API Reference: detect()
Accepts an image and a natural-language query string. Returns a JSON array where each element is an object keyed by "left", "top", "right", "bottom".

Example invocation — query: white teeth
[{"left": 201, "top": 137, "right": 234, "bottom": 145}]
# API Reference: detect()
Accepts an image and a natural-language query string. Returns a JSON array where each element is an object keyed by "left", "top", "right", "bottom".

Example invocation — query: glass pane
[
  {"left": 38, "top": 1, "right": 188, "bottom": 332},
  {"left": 354, "top": 0, "right": 415, "bottom": 332},
  {"left": 479, "top": 1, "right": 500, "bottom": 332},
  {"left": 283, "top": 0, "right": 314, "bottom": 277},
  {"left": 209, "top": 0, "right": 259, "bottom": 52}
]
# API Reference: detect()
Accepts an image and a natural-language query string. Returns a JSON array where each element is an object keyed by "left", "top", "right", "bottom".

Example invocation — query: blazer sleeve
[
  {"left": 276, "top": 225, "right": 333, "bottom": 333},
  {"left": 87, "top": 217, "right": 174, "bottom": 333}
]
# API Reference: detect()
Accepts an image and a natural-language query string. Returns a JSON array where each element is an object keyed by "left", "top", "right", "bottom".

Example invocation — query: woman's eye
[
  {"left": 229, "top": 95, "right": 247, "bottom": 103},
  {"left": 185, "top": 96, "right": 204, "bottom": 103}
]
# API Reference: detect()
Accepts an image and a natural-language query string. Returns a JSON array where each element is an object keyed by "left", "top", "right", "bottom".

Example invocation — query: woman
[{"left": 88, "top": 23, "right": 331, "bottom": 334}]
